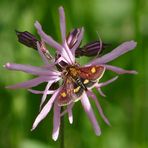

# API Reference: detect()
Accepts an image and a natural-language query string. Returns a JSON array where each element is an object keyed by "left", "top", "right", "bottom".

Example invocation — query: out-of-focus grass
[{"left": 0, "top": 0, "right": 148, "bottom": 148}]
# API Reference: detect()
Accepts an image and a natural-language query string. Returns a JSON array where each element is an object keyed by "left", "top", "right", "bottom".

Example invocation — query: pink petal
[
  {"left": 90, "top": 40, "right": 137, "bottom": 65},
  {"left": 98, "top": 88, "right": 106, "bottom": 97},
  {"left": 40, "top": 81, "right": 56, "bottom": 109},
  {"left": 4, "top": 62, "right": 59, "bottom": 76},
  {"left": 71, "top": 27, "right": 84, "bottom": 55},
  {"left": 31, "top": 88, "right": 60, "bottom": 131},
  {"left": 6, "top": 76, "right": 50, "bottom": 89},
  {"left": 67, "top": 103, "right": 74, "bottom": 124},
  {"left": 52, "top": 103, "right": 61, "bottom": 141},
  {"left": 81, "top": 93, "right": 101, "bottom": 136},
  {"left": 63, "top": 43, "right": 75, "bottom": 64},
  {"left": 103, "top": 64, "right": 138, "bottom": 74},
  {"left": 54, "top": 56, "right": 69, "bottom": 64},
  {"left": 96, "top": 76, "right": 119, "bottom": 88},
  {"left": 59, "top": 6, "right": 66, "bottom": 44},
  {"left": 28, "top": 89, "right": 54, "bottom": 94},
  {"left": 34, "top": 21, "right": 62, "bottom": 53},
  {"left": 59, "top": 7, "right": 75, "bottom": 64},
  {"left": 87, "top": 91, "right": 110, "bottom": 126}
]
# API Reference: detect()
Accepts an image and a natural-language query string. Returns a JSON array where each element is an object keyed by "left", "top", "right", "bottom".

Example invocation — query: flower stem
[{"left": 60, "top": 107, "right": 65, "bottom": 148}]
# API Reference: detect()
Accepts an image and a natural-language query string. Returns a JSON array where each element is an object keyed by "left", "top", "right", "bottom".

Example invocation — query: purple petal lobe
[
  {"left": 52, "top": 103, "right": 61, "bottom": 141},
  {"left": 67, "top": 103, "right": 74, "bottom": 124},
  {"left": 40, "top": 80, "right": 56, "bottom": 109},
  {"left": 71, "top": 27, "right": 84, "bottom": 55},
  {"left": 34, "top": 21, "right": 63, "bottom": 53},
  {"left": 6, "top": 76, "right": 50, "bottom": 89},
  {"left": 96, "top": 76, "right": 118, "bottom": 88},
  {"left": 81, "top": 93, "right": 101, "bottom": 136},
  {"left": 31, "top": 88, "right": 60, "bottom": 131},
  {"left": 4, "top": 62, "right": 59, "bottom": 76},
  {"left": 28, "top": 89, "right": 54, "bottom": 94},
  {"left": 87, "top": 91, "right": 110, "bottom": 126},
  {"left": 90, "top": 40, "right": 137, "bottom": 65},
  {"left": 103, "top": 64, "right": 138, "bottom": 74},
  {"left": 98, "top": 88, "right": 106, "bottom": 97},
  {"left": 59, "top": 6, "right": 66, "bottom": 43}
]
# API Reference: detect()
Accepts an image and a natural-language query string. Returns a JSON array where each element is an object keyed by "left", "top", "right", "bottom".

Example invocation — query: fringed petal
[
  {"left": 89, "top": 40, "right": 137, "bottom": 65},
  {"left": 71, "top": 27, "right": 84, "bottom": 55},
  {"left": 31, "top": 88, "right": 60, "bottom": 131},
  {"left": 67, "top": 103, "right": 74, "bottom": 124},
  {"left": 59, "top": 6, "right": 66, "bottom": 44},
  {"left": 6, "top": 76, "right": 50, "bottom": 89},
  {"left": 34, "top": 21, "right": 63, "bottom": 53},
  {"left": 52, "top": 103, "right": 61, "bottom": 141},
  {"left": 81, "top": 93, "right": 101, "bottom": 136},
  {"left": 103, "top": 64, "right": 138, "bottom": 74},
  {"left": 87, "top": 91, "right": 110, "bottom": 125},
  {"left": 62, "top": 43, "right": 75, "bottom": 64},
  {"left": 98, "top": 88, "right": 106, "bottom": 97},
  {"left": 28, "top": 89, "right": 54, "bottom": 94},
  {"left": 40, "top": 80, "right": 56, "bottom": 109},
  {"left": 96, "top": 76, "right": 118, "bottom": 88},
  {"left": 4, "top": 62, "right": 60, "bottom": 76}
]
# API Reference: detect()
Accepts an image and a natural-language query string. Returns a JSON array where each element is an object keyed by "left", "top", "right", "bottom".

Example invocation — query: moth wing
[
  {"left": 57, "top": 77, "right": 74, "bottom": 106},
  {"left": 78, "top": 65, "right": 105, "bottom": 80},
  {"left": 57, "top": 76, "right": 84, "bottom": 106}
]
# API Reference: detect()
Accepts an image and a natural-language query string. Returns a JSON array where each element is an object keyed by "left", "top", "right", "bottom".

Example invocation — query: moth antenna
[{"left": 95, "top": 31, "right": 103, "bottom": 58}]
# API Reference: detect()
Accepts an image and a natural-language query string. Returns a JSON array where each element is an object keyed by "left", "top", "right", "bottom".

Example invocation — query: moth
[{"left": 57, "top": 65, "right": 105, "bottom": 106}]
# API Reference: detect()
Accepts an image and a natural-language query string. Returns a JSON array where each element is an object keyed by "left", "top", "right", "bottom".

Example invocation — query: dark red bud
[{"left": 15, "top": 30, "right": 39, "bottom": 50}]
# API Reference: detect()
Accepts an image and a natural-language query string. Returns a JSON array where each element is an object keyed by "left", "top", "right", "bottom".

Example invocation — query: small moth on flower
[{"left": 4, "top": 6, "right": 137, "bottom": 141}]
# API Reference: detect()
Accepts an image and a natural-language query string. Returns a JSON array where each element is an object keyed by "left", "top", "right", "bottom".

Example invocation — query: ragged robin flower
[{"left": 4, "top": 6, "right": 137, "bottom": 141}]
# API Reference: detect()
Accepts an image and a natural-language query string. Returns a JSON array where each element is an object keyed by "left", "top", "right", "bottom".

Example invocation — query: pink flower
[{"left": 4, "top": 6, "right": 137, "bottom": 141}]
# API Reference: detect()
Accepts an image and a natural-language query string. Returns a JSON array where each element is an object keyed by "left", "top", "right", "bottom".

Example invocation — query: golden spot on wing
[
  {"left": 74, "top": 86, "right": 81, "bottom": 93},
  {"left": 91, "top": 67, "right": 96, "bottom": 73},
  {"left": 61, "top": 92, "right": 67, "bottom": 97},
  {"left": 83, "top": 79, "right": 89, "bottom": 84}
]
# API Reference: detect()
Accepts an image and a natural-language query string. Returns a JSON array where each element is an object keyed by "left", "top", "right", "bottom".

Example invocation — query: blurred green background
[{"left": 0, "top": 0, "right": 147, "bottom": 148}]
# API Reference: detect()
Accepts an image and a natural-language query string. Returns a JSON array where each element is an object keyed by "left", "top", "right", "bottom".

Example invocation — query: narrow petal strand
[
  {"left": 34, "top": 21, "right": 63, "bottom": 53},
  {"left": 6, "top": 76, "right": 50, "bottom": 89},
  {"left": 4, "top": 62, "right": 59, "bottom": 76},
  {"left": 63, "top": 43, "right": 75, "bottom": 64},
  {"left": 96, "top": 76, "right": 118, "bottom": 88},
  {"left": 71, "top": 27, "right": 84, "bottom": 55},
  {"left": 81, "top": 93, "right": 101, "bottom": 136},
  {"left": 98, "top": 88, "right": 106, "bottom": 97},
  {"left": 40, "top": 81, "right": 55, "bottom": 109},
  {"left": 31, "top": 88, "right": 60, "bottom": 130},
  {"left": 89, "top": 40, "right": 137, "bottom": 65},
  {"left": 87, "top": 91, "right": 110, "bottom": 125},
  {"left": 59, "top": 6, "right": 66, "bottom": 44},
  {"left": 103, "top": 64, "right": 138, "bottom": 74},
  {"left": 28, "top": 89, "right": 54, "bottom": 95},
  {"left": 52, "top": 103, "right": 61, "bottom": 141},
  {"left": 67, "top": 103, "right": 74, "bottom": 124}
]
